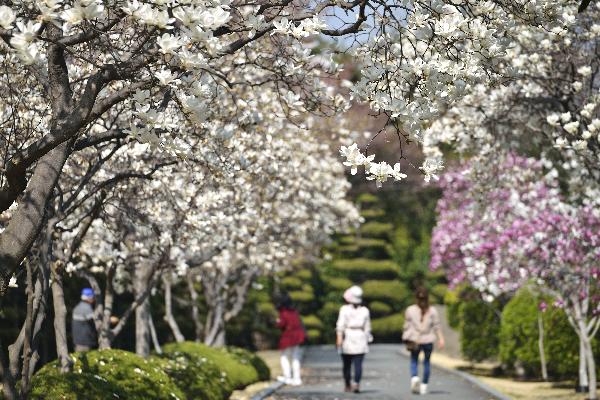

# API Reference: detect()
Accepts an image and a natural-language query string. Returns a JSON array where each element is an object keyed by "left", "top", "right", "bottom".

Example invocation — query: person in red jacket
[{"left": 276, "top": 293, "right": 305, "bottom": 386}]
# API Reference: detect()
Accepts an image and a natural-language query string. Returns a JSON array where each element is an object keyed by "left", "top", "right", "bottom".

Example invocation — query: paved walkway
[{"left": 269, "top": 344, "right": 501, "bottom": 400}]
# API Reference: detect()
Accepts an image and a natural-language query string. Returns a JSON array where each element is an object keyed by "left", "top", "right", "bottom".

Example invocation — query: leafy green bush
[
  {"left": 162, "top": 342, "right": 257, "bottom": 390},
  {"left": 306, "top": 329, "right": 322, "bottom": 341},
  {"left": 360, "top": 221, "right": 394, "bottom": 238},
  {"left": 371, "top": 313, "right": 404, "bottom": 342},
  {"left": 30, "top": 349, "right": 184, "bottom": 400},
  {"left": 295, "top": 269, "right": 312, "bottom": 280},
  {"left": 429, "top": 283, "right": 448, "bottom": 304},
  {"left": 459, "top": 298, "right": 501, "bottom": 362},
  {"left": 353, "top": 238, "right": 391, "bottom": 259},
  {"left": 281, "top": 276, "right": 303, "bottom": 290},
  {"left": 369, "top": 301, "right": 392, "bottom": 316},
  {"left": 356, "top": 193, "right": 379, "bottom": 205},
  {"left": 302, "top": 314, "right": 324, "bottom": 330},
  {"left": 155, "top": 351, "right": 228, "bottom": 400},
  {"left": 330, "top": 258, "right": 399, "bottom": 281},
  {"left": 318, "top": 302, "right": 343, "bottom": 341},
  {"left": 289, "top": 290, "right": 315, "bottom": 303},
  {"left": 444, "top": 286, "right": 463, "bottom": 329},
  {"left": 323, "top": 276, "right": 352, "bottom": 291},
  {"left": 257, "top": 302, "right": 277, "bottom": 319},
  {"left": 359, "top": 208, "right": 386, "bottom": 220},
  {"left": 499, "top": 289, "right": 597, "bottom": 379},
  {"left": 226, "top": 347, "right": 271, "bottom": 381},
  {"left": 362, "top": 280, "right": 409, "bottom": 305}
]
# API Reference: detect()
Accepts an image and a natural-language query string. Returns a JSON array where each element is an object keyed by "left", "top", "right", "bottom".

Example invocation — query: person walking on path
[
  {"left": 336, "top": 285, "right": 372, "bottom": 393},
  {"left": 276, "top": 293, "right": 306, "bottom": 386},
  {"left": 403, "top": 286, "right": 445, "bottom": 395},
  {"left": 72, "top": 288, "right": 98, "bottom": 352}
]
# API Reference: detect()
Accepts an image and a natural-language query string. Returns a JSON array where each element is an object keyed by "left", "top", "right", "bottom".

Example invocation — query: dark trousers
[
  {"left": 410, "top": 343, "right": 433, "bottom": 384},
  {"left": 342, "top": 353, "right": 365, "bottom": 386}
]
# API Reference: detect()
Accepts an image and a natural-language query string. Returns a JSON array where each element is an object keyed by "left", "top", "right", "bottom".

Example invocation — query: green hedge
[
  {"left": 156, "top": 350, "right": 227, "bottom": 400},
  {"left": 225, "top": 347, "right": 271, "bottom": 381},
  {"left": 330, "top": 258, "right": 399, "bottom": 281},
  {"left": 369, "top": 301, "right": 392, "bottom": 316},
  {"left": 459, "top": 298, "right": 501, "bottom": 362},
  {"left": 362, "top": 280, "right": 409, "bottom": 305},
  {"left": 499, "top": 289, "right": 600, "bottom": 379},
  {"left": 162, "top": 342, "right": 258, "bottom": 390},
  {"left": 289, "top": 290, "right": 315, "bottom": 303},
  {"left": 281, "top": 276, "right": 303, "bottom": 290},
  {"left": 30, "top": 349, "right": 184, "bottom": 400},
  {"left": 371, "top": 313, "right": 404, "bottom": 342},
  {"left": 360, "top": 221, "right": 394, "bottom": 238},
  {"left": 302, "top": 314, "right": 324, "bottom": 330},
  {"left": 323, "top": 276, "right": 352, "bottom": 291},
  {"left": 295, "top": 269, "right": 312, "bottom": 280},
  {"left": 359, "top": 208, "right": 386, "bottom": 220}
]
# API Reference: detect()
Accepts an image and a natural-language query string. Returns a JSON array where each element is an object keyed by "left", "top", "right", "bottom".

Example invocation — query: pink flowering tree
[{"left": 431, "top": 154, "right": 600, "bottom": 399}]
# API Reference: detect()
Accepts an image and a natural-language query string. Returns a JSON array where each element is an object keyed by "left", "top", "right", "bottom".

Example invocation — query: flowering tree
[{"left": 431, "top": 154, "right": 600, "bottom": 399}]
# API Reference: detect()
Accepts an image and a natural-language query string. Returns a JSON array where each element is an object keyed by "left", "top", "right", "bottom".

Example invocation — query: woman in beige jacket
[{"left": 403, "top": 287, "right": 445, "bottom": 395}]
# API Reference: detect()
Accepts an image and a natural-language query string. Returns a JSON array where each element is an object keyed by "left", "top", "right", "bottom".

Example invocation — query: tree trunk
[
  {"left": 148, "top": 312, "right": 162, "bottom": 354},
  {"left": 51, "top": 266, "right": 73, "bottom": 372},
  {"left": 163, "top": 276, "right": 185, "bottom": 343},
  {"left": 19, "top": 262, "right": 34, "bottom": 400},
  {"left": 583, "top": 336, "right": 597, "bottom": 400},
  {"left": 537, "top": 312, "right": 548, "bottom": 381},
  {"left": 135, "top": 264, "right": 152, "bottom": 357},
  {"left": 186, "top": 271, "right": 203, "bottom": 342},
  {"left": 204, "top": 300, "right": 226, "bottom": 347},
  {"left": 0, "top": 142, "right": 70, "bottom": 296},
  {"left": 578, "top": 324, "right": 589, "bottom": 392}
]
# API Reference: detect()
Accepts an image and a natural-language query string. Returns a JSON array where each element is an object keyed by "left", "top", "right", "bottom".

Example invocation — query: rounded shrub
[
  {"left": 323, "top": 276, "right": 352, "bottom": 291},
  {"left": 369, "top": 301, "right": 392, "bottom": 317},
  {"left": 225, "top": 347, "right": 271, "bottom": 381},
  {"left": 371, "top": 313, "right": 404, "bottom": 342},
  {"left": 359, "top": 221, "right": 394, "bottom": 238},
  {"left": 306, "top": 329, "right": 322, "bottom": 342},
  {"left": 295, "top": 269, "right": 312, "bottom": 280},
  {"left": 459, "top": 297, "right": 501, "bottom": 362},
  {"left": 362, "top": 280, "right": 409, "bottom": 305},
  {"left": 499, "top": 289, "right": 594, "bottom": 379},
  {"left": 330, "top": 258, "right": 399, "bottom": 281},
  {"left": 281, "top": 276, "right": 303, "bottom": 290},
  {"left": 359, "top": 208, "right": 386, "bottom": 220},
  {"left": 289, "top": 290, "right": 314, "bottom": 303},
  {"left": 353, "top": 238, "right": 392, "bottom": 259},
  {"left": 302, "top": 314, "right": 324, "bottom": 330},
  {"left": 30, "top": 349, "right": 184, "bottom": 400},
  {"left": 162, "top": 342, "right": 257, "bottom": 390},
  {"left": 154, "top": 352, "right": 227, "bottom": 400}
]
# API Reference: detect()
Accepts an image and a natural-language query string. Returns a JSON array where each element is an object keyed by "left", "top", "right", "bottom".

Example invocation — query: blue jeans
[
  {"left": 342, "top": 353, "right": 364, "bottom": 385},
  {"left": 410, "top": 343, "right": 433, "bottom": 384}
]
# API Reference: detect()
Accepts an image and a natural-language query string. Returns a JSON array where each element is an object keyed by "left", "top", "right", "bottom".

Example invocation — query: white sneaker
[
  {"left": 410, "top": 376, "right": 420, "bottom": 394},
  {"left": 290, "top": 378, "right": 302, "bottom": 386},
  {"left": 276, "top": 376, "right": 290, "bottom": 383},
  {"left": 420, "top": 383, "right": 428, "bottom": 395}
]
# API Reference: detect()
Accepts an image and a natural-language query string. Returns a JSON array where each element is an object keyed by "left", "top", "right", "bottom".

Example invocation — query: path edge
[
  {"left": 250, "top": 381, "right": 284, "bottom": 400},
  {"left": 398, "top": 348, "right": 513, "bottom": 400}
]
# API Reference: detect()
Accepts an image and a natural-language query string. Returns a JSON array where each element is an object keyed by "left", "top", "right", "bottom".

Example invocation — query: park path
[{"left": 269, "top": 344, "right": 501, "bottom": 400}]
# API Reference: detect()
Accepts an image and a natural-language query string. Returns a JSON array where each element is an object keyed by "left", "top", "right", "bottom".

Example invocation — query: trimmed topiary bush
[
  {"left": 360, "top": 221, "right": 394, "bottom": 238},
  {"left": 498, "top": 288, "right": 599, "bottom": 379},
  {"left": 330, "top": 258, "right": 399, "bottom": 281},
  {"left": 30, "top": 349, "right": 184, "bottom": 400},
  {"left": 225, "top": 347, "right": 271, "bottom": 382},
  {"left": 281, "top": 276, "right": 303, "bottom": 290},
  {"left": 289, "top": 290, "right": 315, "bottom": 303},
  {"left": 306, "top": 329, "right": 322, "bottom": 341},
  {"left": 459, "top": 298, "right": 501, "bottom": 362},
  {"left": 362, "top": 280, "right": 409, "bottom": 305},
  {"left": 162, "top": 342, "right": 257, "bottom": 390},
  {"left": 371, "top": 313, "right": 404, "bottom": 342},
  {"left": 323, "top": 276, "right": 352, "bottom": 291},
  {"left": 154, "top": 352, "right": 228, "bottom": 400},
  {"left": 369, "top": 301, "right": 392, "bottom": 317},
  {"left": 302, "top": 314, "right": 324, "bottom": 330}
]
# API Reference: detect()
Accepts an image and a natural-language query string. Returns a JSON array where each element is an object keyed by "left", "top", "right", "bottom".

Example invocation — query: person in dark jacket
[
  {"left": 276, "top": 294, "right": 305, "bottom": 386},
  {"left": 72, "top": 288, "right": 98, "bottom": 351}
]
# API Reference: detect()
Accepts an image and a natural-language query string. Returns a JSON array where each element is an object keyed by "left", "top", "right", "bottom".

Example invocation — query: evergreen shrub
[
  {"left": 369, "top": 301, "right": 392, "bottom": 316},
  {"left": 330, "top": 258, "right": 399, "bottom": 281},
  {"left": 362, "top": 280, "right": 409, "bottom": 305},
  {"left": 371, "top": 313, "right": 404, "bottom": 342}
]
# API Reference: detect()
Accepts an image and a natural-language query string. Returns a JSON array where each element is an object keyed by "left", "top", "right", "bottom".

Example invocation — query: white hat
[{"left": 343, "top": 285, "right": 363, "bottom": 304}]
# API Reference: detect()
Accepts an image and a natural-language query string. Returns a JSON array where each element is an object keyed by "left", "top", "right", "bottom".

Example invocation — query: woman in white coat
[{"left": 335, "top": 285, "right": 372, "bottom": 393}]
